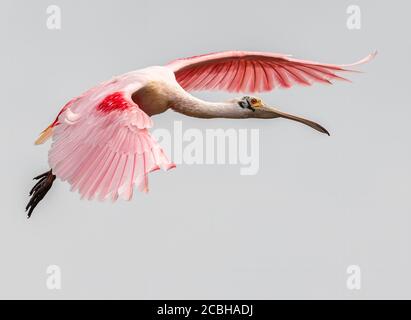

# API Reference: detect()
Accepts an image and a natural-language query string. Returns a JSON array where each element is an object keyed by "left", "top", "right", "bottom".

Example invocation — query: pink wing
[
  {"left": 166, "top": 51, "right": 376, "bottom": 93},
  {"left": 48, "top": 84, "right": 175, "bottom": 201}
]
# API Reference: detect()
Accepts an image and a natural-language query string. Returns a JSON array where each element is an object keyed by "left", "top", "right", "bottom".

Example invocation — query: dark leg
[{"left": 26, "top": 169, "right": 56, "bottom": 218}]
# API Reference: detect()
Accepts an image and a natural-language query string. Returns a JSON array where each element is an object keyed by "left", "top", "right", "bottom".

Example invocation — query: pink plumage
[
  {"left": 167, "top": 50, "right": 376, "bottom": 93},
  {"left": 47, "top": 75, "right": 175, "bottom": 201},
  {"left": 27, "top": 50, "right": 375, "bottom": 217}
]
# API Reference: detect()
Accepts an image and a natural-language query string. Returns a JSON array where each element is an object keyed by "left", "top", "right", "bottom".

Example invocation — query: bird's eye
[{"left": 251, "top": 98, "right": 257, "bottom": 104}]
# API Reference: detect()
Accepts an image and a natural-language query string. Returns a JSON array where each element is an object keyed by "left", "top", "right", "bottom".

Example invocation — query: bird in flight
[{"left": 26, "top": 50, "right": 375, "bottom": 218}]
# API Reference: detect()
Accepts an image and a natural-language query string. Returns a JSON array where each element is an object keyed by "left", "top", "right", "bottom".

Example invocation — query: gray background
[{"left": 1, "top": 0, "right": 410, "bottom": 299}]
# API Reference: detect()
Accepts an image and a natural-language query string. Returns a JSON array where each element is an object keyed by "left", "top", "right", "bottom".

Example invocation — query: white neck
[{"left": 170, "top": 89, "right": 252, "bottom": 119}]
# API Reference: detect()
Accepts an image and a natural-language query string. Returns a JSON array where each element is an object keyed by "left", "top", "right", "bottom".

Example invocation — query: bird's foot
[{"left": 26, "top": 169, "right": 56, "bottom": 218}]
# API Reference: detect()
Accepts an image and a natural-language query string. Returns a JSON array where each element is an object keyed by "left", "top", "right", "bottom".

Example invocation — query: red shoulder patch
[{"left": 97, "top": 92, "right": 130, "bottom": 113}]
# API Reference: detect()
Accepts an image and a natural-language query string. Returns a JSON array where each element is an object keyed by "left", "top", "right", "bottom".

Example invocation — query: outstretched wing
[
  {"left": 47, "top": 82, "right": 175, "bottom": 201},
  {"left": 166, "top": 51, "right": 376, "bottom": 93}
]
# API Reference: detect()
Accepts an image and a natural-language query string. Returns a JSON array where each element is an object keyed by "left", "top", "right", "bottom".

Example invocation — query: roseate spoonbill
[{"left": 26, "top": 50, "right": 375, "bottom": 218}]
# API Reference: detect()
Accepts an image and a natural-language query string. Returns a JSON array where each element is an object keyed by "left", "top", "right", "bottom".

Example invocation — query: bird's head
[
  {"left": 238, "top": 96, "right": 263, "bottom": 111},
  {"left": 235, "top": 96, "right": 330, "bottom": 135},
  {"left": 236, "top": 96, "right": 278, "bottom": 118}
]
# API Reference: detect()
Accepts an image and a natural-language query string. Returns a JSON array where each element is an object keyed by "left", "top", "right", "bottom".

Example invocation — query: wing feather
[
  {"left": 166, "top": 50, "right": 375, "bottom": 93},
  {"left": 48, "top": 86, "right": 175, "bottom": 201},
  {"left": 217, "top": 60, "right": 234, "bottom": 91},
  {"left": 235, "top": 59, "right": 248, "bottom": 92}
]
